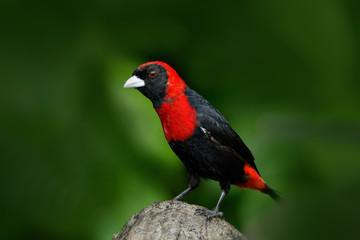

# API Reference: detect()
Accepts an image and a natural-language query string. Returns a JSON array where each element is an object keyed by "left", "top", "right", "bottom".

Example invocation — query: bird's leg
[
  {"left": 195, "top": 190, "right": 227, "bottom": 219},
  {"left": 173, "top": 172, "right": 199, "bottom": 201},
  {"left": 212, "top": 190, "right": 226, "bottom": 214},
  {"left": 195, "top": 182, "right": 230, "bottom": 219},
  {"left": 173, "top": 187, "right": 192, "bottom": 200}
]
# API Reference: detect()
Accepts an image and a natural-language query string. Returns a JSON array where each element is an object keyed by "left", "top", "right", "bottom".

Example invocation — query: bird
[{"left": 124, "top": 61, "right": 281, "bottom": 218}]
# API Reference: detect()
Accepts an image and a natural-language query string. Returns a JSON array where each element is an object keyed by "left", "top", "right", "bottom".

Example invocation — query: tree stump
[{"left": 113, "top": 200, "right": 246, "bottom": 240}]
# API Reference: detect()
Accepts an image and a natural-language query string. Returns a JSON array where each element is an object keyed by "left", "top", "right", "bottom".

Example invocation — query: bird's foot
[{"left": 195, "top": 208, "right": 224, "bottom": 220}]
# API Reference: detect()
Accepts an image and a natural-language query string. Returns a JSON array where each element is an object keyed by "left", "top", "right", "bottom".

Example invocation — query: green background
[{"left": 1, "top": 0, "right": 359, "bottom": 239}]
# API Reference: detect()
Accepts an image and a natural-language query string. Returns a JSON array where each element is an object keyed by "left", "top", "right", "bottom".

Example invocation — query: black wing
[{"left": 185, "top": 88, "right": 259, "bottom": 174}]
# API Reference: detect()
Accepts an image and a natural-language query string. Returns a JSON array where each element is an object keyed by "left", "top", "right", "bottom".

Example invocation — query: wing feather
[{"left": 186, "top": 88, "right": 259, "bottom": 174}]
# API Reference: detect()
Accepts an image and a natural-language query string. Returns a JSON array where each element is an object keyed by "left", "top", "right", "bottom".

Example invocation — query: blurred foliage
[{"left": 1, "top": 0, "right": 360, "bottom": 239}]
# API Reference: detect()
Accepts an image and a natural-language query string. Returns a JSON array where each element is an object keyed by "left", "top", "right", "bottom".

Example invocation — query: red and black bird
[{"left": 124, "top": 61, "right": 280, "bottom": 218}]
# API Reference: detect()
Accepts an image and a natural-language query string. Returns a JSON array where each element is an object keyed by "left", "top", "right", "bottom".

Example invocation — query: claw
[{"left": 195, "top": 208, "right": 224, "bottom": 220}]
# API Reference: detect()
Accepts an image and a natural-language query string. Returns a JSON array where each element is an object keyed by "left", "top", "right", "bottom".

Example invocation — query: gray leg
[
  {"left": 173, "top": 187, "right": 193, "bottom": 200},
  {"left": 173, "top": 172, "right": 199, "bottom": 200},
  {"left": 212, "top": 190, "right": 226, "bottom": 213},
  {"left": 195, "top": 190, "right": 227, "bottom": 219}
]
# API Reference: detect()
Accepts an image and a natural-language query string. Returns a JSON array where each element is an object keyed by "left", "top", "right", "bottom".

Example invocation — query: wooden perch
[{"left": 113, "top": 200, "right": 246, "bottom": 240}]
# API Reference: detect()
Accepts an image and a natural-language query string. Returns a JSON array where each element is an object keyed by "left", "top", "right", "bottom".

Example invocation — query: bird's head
[{"left": 124, "top": 61, "right": 187, "bottom": 107}]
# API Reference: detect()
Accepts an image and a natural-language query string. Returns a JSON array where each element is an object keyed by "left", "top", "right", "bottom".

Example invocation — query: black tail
[{"left": 261, "top": 185, "right": 283, "bottom": 204}]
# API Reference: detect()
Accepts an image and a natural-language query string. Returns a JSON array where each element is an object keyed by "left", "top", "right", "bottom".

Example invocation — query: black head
[{"left": 124, "top": 62, "right": 170, "bottom": 106}]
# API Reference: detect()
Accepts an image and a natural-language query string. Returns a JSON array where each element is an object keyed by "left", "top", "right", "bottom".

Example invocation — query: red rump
[
  {"left": 235, "top": 164, "right": 267, "bottom": 191},
  {"left": 152, "top": 62, "right": 198, "bottom": 142}
]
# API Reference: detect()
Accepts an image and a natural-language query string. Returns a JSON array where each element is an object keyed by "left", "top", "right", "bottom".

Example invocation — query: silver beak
[{"left": 124, "top": 76, "right": 145, "bottom": 88}]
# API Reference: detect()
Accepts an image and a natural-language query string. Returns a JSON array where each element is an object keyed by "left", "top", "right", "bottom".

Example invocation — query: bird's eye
[{"left": 149, "top": 71, "right": 157, "bottom": 78}]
